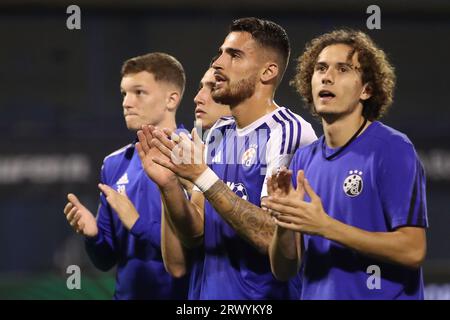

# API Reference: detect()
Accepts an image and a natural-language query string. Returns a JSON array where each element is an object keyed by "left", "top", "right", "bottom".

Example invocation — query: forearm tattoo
[{"left": 204, "top": 180, "right": 275, "bottom": 254}]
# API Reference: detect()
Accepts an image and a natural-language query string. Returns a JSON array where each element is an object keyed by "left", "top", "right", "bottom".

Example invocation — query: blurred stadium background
[{"left": 0, "top": 0, "right": 449, "bottom": 299}]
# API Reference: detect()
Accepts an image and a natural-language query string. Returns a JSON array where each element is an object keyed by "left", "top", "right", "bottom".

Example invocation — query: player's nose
[
  {"left": 194, "top": 90, "right": 205, "bottom": 106},
  {"left": 122, "top": 93, "right": 134, "bottom": 108},
  {"left": 321, "top": 68, "right": 335, "bottom": 85},
  {"left": 212, "top": 53, "right": 225, "bottom": 70}
]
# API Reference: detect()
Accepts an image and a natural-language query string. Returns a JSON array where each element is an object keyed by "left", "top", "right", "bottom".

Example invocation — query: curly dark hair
[{"left": 291, "top": 29, "right": 396, "bottom": 120}]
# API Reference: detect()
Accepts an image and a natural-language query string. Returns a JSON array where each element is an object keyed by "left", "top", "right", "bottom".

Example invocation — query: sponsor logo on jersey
[
  {"left": 116, "top": 173, "right": 129, "bottom": 185},
  {"left": 116, "top": 173, "right": 129, "bottom": 194}
]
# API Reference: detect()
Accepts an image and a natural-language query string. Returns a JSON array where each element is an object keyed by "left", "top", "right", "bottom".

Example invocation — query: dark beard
[{"left": 212, "top": 74, "right": 257, "bottom": 106}]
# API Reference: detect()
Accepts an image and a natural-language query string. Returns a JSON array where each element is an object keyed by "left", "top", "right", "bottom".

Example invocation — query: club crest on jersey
[
  {"left": 226, "top": 182, "right": 248, "bottom": 200},
  {"left": 343, "top": 170, "right": 363, "bottom": 197},
  {"left": 242, "top": 144, "right": 258, "bottom": 167}
]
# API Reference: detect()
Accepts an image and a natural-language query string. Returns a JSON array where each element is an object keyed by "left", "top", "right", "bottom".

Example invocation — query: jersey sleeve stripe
[
  {"left": 279, "top": 110, "right": 295, "bottom": 154},
  {"left": 284, "top": 108, "right": 304, "bottom": 151},
  {"left": 271, "top": 113, "right": 287, "bottom": 155}
]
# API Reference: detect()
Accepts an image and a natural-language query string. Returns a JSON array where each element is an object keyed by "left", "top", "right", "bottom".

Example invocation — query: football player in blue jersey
[
  {"left": 264, "top": 29, "right": 428, "bottom": 299},
  {"left": 63, "top": 52, "right": 189, "bottom": 299},
  {"left": 91, "top": 65, "right": 233, "bottom": 283},
  {"left": 178, "top": 67, "right": 232, "bottom": 198},
  {"left": 137, "top": 18, "right": 317, "bottom": 299},
  {"left": 194, "top": 67, "right": 231, "bottom": 130}
]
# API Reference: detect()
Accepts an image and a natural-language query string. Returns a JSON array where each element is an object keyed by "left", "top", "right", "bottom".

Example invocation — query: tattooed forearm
[{"left": 204, "top": 180, "right": 275, "bottom": 254}]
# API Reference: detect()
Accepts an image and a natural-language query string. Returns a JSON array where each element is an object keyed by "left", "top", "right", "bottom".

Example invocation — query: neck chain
[{"left": 322, "top": 118, "right": 368, "bottom": 161}]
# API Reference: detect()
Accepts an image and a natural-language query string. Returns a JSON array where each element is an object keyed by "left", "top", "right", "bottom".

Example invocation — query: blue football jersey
[
  {"left": 189, "top": 107, "right": 317, "bottom": 299},
  {"left": 290, "top": 121, "right": 428, "bottom": 300},
  {"left": 86, "top": 128, "right": 190, "bottom": 300}
]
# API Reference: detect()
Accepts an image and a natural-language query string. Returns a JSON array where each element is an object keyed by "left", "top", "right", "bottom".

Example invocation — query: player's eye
[{"left": 315, "top": 64, "right": 327, "bottom": 72}]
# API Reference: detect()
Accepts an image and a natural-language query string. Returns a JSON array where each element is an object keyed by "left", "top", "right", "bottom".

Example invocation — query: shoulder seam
[
  {"left": 270, "top": 108, "right": 304, "bottom": 154},
  {"left": 103, "top": 143, "right": 133, "bottom": 162},
  {"left": 211, "top": 117, "right": 235, "bottom": 130}
]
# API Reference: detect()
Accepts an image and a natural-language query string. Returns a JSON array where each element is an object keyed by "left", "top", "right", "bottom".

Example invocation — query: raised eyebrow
[
  {"left": 315, "top": 61, "right": 328, "bottom": 67},
  {"left": 225, "top": 47, "right": 244, "bottom": 56},
  {"left": 336, "top": 62, "right": 353, "bottom": 68},
  {"left": 121, "top": 85, "right": 145, "bottom": 91},
  {"left": 315, "top": 61, "right": 353, "bottom": 68}
]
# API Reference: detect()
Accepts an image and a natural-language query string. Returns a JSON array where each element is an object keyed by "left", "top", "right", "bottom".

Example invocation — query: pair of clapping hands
[
  {"left": 64, "top": 125, "right": 206, "bottom": 236},
  {"left": 262, "top": 168, "right": 331, "bottom": 236}
]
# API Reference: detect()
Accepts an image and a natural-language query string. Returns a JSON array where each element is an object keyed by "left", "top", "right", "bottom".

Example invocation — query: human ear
[
  {"left": 360, "top": 83, "right": 372, "bottom": 101},
  {"left": 261, "top": 62, "right": 279, "bottom": 84},
  {"left": 166, "top": 91, "right": 180, "bottom": 111}
]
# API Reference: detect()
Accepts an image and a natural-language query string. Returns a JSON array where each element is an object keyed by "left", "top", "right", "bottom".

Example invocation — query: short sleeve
[
  {"left": 378, "top": 141, "right": 428, "bottom": 230},
  {"left": 260, "top": 125, "right": 301, "bottom": 199}
]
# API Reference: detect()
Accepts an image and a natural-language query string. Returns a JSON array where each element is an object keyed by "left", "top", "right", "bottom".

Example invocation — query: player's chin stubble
[{"left": 212, "top": 74, "right": 257, "bottom": 106}]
